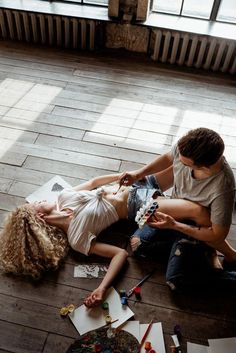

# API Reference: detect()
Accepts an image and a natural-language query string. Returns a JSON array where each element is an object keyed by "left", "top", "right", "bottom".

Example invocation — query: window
[
  {"left": 217, "top": 0, "right": 236, "bottom": 23},
  {"left": 182, "top": 0, "right": 214, "bottom": 19},
  {"left": 152, "top": 0, "right": 236, "bottom": 24},
  {"left": 57, "top": 0, "right": 108, "bottom": 5}
]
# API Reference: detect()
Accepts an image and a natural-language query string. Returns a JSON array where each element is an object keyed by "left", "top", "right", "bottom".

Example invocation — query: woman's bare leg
[
  {"left": 154, "top": 197, "right": 211, "bottom": 226},
  {"left": 131, "top": 197, "right": 210, "bottom": 252}
]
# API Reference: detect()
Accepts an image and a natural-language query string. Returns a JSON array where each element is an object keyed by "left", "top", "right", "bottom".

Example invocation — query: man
[{"left": 120, "top": 128, "right": 236, "bottom": 290}]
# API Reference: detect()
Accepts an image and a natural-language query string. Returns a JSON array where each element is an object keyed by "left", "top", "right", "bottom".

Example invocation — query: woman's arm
[
  {"left": 83, "top": 242, "right": 128, "bottom": 307},
  {"left": 73, "top": 173, "right": 122, "bottom": 192}
]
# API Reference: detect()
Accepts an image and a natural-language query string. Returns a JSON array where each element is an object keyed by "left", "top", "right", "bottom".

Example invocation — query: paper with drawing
[{"left": 26, "top": 175, "right": 71, "bottom": 203}]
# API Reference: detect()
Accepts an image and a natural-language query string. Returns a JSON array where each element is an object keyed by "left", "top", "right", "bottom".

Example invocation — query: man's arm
[
  {"left": 148, "top": 211, "right": 231, "bottom": 252},
  {"left": 149, "top": 211, "right": 229, "bottom": 242},
  {"left": 119, "top": 152, "right": 173, "bottom": 186}
]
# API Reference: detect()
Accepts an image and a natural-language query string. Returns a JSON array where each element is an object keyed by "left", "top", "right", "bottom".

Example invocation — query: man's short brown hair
[{"left": 177, "top": 128, "right": 224, "bottom": 167}]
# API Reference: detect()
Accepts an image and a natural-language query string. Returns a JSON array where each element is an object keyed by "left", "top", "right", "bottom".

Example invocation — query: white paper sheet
[
  {"left": 140, "top": 322, "right": 166, "bottom": 353},
  {"left": 26, "top": 175, "right": 71, "bottom": 203},
  {"left": 187, "top": 342, "right": 211, "bottom": 353},
  {"left": 208, "top": 337, "right": 236, "bottom": 353},
  {"left": 69, "top": 287, "right": 134, "bottom": 335},
  {"left": 121, "top": 321, "right": 140, "bottom": 341},
  {"left": 74, "top": 264, "right": 108, "bottom": 278}
]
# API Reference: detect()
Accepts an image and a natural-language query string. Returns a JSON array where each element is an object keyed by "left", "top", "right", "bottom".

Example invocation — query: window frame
[
  {"left": 42, "top": 0, "right": 108, "bottom": 8},
  {"left": 152, "top": 0, "right": 236, "bottom": 25}
]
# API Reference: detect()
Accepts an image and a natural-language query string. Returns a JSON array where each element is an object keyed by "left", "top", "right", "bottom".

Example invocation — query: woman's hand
[
  {"left": 83, "top": 287, "right": 106, "bottom": 308},
  {"left": 148, "top": 211, "right": 176, "bottom": 229}
]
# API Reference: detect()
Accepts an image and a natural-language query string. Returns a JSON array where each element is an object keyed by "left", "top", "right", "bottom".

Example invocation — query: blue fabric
[
  {"left": 165, "top": 237, "right": 236, "bottom": 291},
  {"left": 127, "top": 175, "right": 163, "bottom": 221}
]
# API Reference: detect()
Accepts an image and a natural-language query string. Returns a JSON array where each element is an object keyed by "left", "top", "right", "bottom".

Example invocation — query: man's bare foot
[{"left": 130, "top": 236, "right": 141, "bottom": 252}]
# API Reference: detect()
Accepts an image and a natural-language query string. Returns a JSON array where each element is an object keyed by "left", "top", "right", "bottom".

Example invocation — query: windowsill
[
  {"left": 0, "top": 0, "right": 109, "bottom": 21},
  {"left": 0, "top": 0, "right": 236, "bottom": 41},
  {"left": 144, "top": 12, "right": 236, "bottom": 41}
]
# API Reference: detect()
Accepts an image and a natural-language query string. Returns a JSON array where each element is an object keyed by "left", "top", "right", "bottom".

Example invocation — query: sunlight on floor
[
  {"left": 88, "top": 96, "right": 235, "bottom": 167},
  {"left": 0, "top": 78, "right": 62, "bottom": 158}
]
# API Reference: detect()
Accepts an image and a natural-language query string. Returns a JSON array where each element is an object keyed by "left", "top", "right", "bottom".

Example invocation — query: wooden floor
[{"left": 0, "top": 41, "right": 236, "bottom": 353}]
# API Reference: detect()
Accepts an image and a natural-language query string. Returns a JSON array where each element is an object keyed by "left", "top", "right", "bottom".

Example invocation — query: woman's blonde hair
[{"left": 0, "top": 204, "right": 68, "bottom": 279}]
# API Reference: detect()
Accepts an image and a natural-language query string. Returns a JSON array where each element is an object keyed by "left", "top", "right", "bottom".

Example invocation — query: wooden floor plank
[
  {"left": 1, "top": 49, "right": 235, "bottom": 104},
  {"left": 42, "top": 334, "right": 74, "bottom": 353},
  {"left": 0, "top": 164, "right": 80, "bottom": 188},
  {"left": 0, "top": 138, "right": 120, "bottom": 171},
  {"left": 0, "top": 321, "right": 47, "bottom": 353},
  {"left": 23, "top": 156, "right": 119, "bottom": 179},
  {"left": 0, "top": 116, "right": 85, "bottom": 141},
  {"left": 35, "top": 134, "right": 156, "bottom": 165},
  {"left": 0, "top": 294, "right": 77, "bottom": 338}
]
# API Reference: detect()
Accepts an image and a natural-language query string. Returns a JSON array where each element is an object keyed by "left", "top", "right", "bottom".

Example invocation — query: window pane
[
  {"left": 152, "top": 0, "right": 183, "bottom": 15},
  {"left": 62, "top": 0, "right": 82, "bottom": 3},
  {"left": 182, "top": 0, "right": 214, "bottom": 19},
  {"left": 217, "top": 0, "right": 236, "bottom": 23},
  {"left": 84, "top": 0, "right": 108, "bottom": 4},
  {"left": 60, "top": 0, "right": 108, "bottom": 4}
]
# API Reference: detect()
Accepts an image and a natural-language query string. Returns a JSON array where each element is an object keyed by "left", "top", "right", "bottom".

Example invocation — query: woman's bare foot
[
  {"left": 206, "top": 250, "right": 223, "bottom": 270},
  {"left": 130, "top": 236, "right": 141, "bottom": 252}
]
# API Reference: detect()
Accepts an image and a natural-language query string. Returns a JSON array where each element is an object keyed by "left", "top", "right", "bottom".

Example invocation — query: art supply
[
  {"left": 139, "top": 319, "right": 154, "bottom": 353},
  {"left": 171, "top": 334, "right": 180, "bottom": 348},
  {"left": 113, "top": 178, "right": 128, "bottom": 195},
  {"left": 101, "top": 319, "right": 119, "bottom": 330},
  {"left": 173, "top": 324, "right": 182, "bottom": 340},
  {"left": 105, "top": 315, "right": 112, "bottom": 324},
  {"left": 127, "top": 270, "right": 155, "bottom": 298},
  {"left": 95, "top": 343, "right": 103, "bottom": 352},
  {"left": 121, "top": 296, "right": 128, "bottom": 305},
  {"left": 60, "top": 304, "right": 75, "bottom": 317},
  {"left": 102, "top": 301, "right": 109, "bottom": 310},
  {"left": 135, "top": 198, "right": 159, "bottom": 229},
  {"left": 113, "top": 184, "right": 122, "bottom": 195},
  {"left": 66, "top": 326, "right": 140, "bottom": 353},
  {"left": 144, "top": 341, "right": 152, "bottom": 350},
  {"left": 134, "top": 286, "right": 141, "bottom": 300},
  {"left": 119, "top": 289, "right": 127, "bottom": 297}
]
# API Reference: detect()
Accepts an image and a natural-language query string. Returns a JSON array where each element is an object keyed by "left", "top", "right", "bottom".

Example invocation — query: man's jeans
[{"left": 133, "top": 225, "right": 236, "bottom": 291}]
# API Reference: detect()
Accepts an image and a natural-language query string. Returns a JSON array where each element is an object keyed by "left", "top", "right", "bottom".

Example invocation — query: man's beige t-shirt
[{"left": 171, "top": 145, "right": 236, "bottom": 226}]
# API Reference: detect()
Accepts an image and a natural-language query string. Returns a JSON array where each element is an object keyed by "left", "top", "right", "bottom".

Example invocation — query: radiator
[
  {"left": 150, "top": 29, "right": 236, "bottom": 74},
  {"left": 0, "top": 9, "right": 98, "bottom": 50}
]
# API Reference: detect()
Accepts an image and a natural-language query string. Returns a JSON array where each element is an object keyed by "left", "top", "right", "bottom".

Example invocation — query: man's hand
[
  {"left": 148, "top": 211, "right": 176, "bottom": 229},
  {"left": 119, "top": 170, "right": 144, "bottom": 186}
]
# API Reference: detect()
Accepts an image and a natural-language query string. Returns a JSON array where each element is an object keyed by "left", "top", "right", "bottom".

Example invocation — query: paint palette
[
  {"left": 135, "top": 198, "right": 159, "bottom": 229},
  {"left": 66, "top": 326, "right": 139, "bottom": 353}
]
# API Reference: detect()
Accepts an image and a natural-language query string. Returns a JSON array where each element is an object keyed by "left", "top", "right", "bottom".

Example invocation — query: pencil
[{"left": 139, "top": 318, "right": 154, "bottom": 352}]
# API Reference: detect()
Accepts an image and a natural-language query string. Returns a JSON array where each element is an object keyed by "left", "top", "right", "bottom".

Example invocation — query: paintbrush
[{"left": 139, "top": 319, "right": 154, "bottom": 353}]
